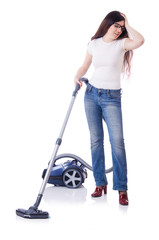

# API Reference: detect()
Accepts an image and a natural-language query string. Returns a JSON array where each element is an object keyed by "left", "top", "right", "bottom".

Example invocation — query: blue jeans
[{"left": 84, "top": 83, "right": 127, "bottom": 191}]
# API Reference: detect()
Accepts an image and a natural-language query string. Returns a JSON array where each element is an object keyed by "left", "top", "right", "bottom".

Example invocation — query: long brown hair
[{"left": 91, "top": 11, "right": 133, "bottom": 77}]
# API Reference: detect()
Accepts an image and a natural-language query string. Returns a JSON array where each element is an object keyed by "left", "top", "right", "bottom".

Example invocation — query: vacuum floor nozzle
[{"left": 16, "top": 207, "right": 49, "bottom": 219}]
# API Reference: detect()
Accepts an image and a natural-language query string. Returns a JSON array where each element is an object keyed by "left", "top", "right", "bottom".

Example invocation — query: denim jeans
[{"left": 84, "top": 83, "right": 127, "bottom": 191}]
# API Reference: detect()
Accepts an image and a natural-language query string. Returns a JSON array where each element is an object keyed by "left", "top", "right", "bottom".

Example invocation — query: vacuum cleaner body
[{"left": 42, "top": 159, "right": 87, "bottom": 188}]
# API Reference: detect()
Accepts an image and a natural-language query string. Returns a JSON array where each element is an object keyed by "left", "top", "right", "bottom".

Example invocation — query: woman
[{"left": 74, "top": 11, "right": 144, "bottom": 205}]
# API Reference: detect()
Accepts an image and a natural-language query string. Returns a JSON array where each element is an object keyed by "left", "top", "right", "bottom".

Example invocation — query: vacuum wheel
[{"left": 62, "top": 168, "right": 83, "bottom": 188}]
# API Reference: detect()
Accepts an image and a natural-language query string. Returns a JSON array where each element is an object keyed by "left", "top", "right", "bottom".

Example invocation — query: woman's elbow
[
  {"left": 134, "top": 37, "right": 145, "bottom": 49},
  {"left": 139, "top": 37, "right": 145, "bottom": 46},
  {"left": 81, "top": 64, "right": 90, "bottom": 74}
]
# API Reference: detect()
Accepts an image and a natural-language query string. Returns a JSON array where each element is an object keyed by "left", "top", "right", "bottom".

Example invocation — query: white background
[{"left": 0, "top": 0, "right": 159, "bottom": 239}]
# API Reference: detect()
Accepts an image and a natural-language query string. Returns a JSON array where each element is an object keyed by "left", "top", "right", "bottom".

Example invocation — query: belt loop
[{"left": 107, "top": 89, "right": 110, "bottom": 96}]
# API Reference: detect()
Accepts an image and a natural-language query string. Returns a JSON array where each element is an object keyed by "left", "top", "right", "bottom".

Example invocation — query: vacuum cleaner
[{"left": 16, "top": 78, "right": 113, "bottom": 219}]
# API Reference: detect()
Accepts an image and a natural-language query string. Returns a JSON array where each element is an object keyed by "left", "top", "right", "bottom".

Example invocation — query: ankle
[{"left": 119, "top": 191, "right": 127, "bottom": 195}]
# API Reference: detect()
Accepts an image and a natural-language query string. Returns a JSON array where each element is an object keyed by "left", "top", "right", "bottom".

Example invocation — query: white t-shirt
[{"left": 88, "top": 37, "right": 126, "bottom": 89}]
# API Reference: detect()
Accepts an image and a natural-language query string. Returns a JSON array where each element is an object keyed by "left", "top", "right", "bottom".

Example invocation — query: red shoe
[
  {"left": 119, "top": 191, "right": 129, "bottom": 205},
  {"left": 91, "top": 186, "right": 107, "bottom": 197}
]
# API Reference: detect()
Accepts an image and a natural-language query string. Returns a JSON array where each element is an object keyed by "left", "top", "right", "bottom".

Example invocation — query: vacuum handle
[
  {"left": 80, "top": 77, "right": 88, "bottom": 85},
  {"left": 74, "top": 83, "right": 80, "bottom": 93},
  {"left": 73, "top": 77, "right": 88, "bottom": 96}
]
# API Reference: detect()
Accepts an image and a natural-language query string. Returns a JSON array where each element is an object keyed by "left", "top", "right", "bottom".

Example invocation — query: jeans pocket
[
  {"left": 109, "top": 89, "right": 122, "bottom": 98},
  {"left": 86, "top": 84, "right": 92, "bottom": 93}
]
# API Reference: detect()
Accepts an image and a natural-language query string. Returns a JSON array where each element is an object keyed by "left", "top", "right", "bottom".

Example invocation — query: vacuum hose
[{"left": 55, "top": 153, "right": 113, "bottom": 174}]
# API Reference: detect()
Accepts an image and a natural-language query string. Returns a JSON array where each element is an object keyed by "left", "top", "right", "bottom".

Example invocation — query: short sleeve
[
  {"left": 87, "top": 40, "right": 93, "bottom": 55},
  {"left": 121, "top": 38, "right": 127, "bottom": 52}
]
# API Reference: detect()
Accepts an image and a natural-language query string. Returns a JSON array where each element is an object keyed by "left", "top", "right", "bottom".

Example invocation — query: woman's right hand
[{"left": 74, "top": 77, "right": 83, "bottom": 90}]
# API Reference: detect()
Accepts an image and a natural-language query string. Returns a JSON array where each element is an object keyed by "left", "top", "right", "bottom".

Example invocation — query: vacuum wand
[{"left": 16, "top": 78, "right": 88, "bottom": 219}]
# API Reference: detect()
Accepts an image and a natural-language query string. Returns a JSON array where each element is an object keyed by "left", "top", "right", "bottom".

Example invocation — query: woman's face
[{"left": 107, "top": 20, "right": 125, "bottom": 40}]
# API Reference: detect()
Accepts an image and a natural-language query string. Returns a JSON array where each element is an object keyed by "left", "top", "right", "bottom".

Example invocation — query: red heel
[
  {"left": 103, "top": 186, "right": 107, "bottom": 194},
  {"left": 119, "top": 191, "right": 129, "bottom": 205},
  {"left": 91, "top": 186, "right": 107, "bottom": 197}
]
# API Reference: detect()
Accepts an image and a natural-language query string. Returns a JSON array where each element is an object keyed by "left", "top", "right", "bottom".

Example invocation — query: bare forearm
[
  {"left": 74, "top": 50, "right": 92, "bottom": 87},
  {"left": 126, "top": 23, "right": 144, "bottom": 43},
  {"left": 74, "top": 66, "right": 88, "bottom": 80}
]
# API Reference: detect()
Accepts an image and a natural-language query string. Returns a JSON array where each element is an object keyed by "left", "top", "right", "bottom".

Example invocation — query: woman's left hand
[{"left": 120, "top": 13, "right": 129, "bottom": 27}]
